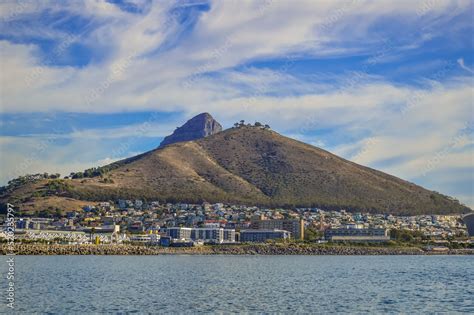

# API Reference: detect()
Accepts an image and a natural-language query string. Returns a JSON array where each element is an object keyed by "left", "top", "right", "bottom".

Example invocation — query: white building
[{"left": 167, "top": 227, "right": 236, "bottom": 243}]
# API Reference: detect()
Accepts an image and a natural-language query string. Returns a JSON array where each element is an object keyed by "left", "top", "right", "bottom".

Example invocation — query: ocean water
[{"left": 1, "top": 255, "right": 473, "bottom": 314}]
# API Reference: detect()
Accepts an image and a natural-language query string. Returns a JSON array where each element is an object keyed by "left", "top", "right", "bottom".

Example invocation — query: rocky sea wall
[{"left": 2, "top": 243, "right": 473, "bottom": 255}]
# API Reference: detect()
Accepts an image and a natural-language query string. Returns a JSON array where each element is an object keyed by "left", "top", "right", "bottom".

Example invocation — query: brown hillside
[{"left": 2, "top": 126, "right": 470, "bottom": 215}]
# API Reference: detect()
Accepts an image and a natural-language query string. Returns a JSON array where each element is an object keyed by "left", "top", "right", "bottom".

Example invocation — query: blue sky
[{"left": 0, "top": 0, "right": 473, "bottom": 207}]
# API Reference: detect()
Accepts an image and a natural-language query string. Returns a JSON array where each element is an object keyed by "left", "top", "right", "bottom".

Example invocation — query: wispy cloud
[
  {"left": 457, "top": 58, "right": 474, "bottom": 74},
  {"left": 0, "top": 0, "right": 472, "bottom": 206}
]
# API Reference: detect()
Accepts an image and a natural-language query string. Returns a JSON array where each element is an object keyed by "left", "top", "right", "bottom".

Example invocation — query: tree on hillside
[{"left": 71, "top": 172, "right": 84, "bottom": 179}]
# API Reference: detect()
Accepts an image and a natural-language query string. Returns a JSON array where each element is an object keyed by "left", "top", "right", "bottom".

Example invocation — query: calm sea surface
[{"left": 1, "top": 255, "right": 473, "bottom": 314}]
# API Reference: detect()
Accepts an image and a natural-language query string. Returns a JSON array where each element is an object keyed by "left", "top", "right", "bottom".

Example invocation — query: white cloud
[
  {"left": 0, "top": 0, "right": 472, "bottom": 207},
  {"left": 1, "top": 0, "right": 471, "bottom": 113}
]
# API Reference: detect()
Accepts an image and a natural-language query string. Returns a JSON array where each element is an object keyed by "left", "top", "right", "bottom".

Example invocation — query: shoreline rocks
[{"left": 2, "top": 243, "right": 472, "bottom": 255}]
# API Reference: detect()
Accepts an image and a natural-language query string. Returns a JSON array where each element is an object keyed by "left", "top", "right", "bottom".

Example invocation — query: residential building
[
  {"left": 223, "top": 229, "right": 236, "bottom": 243},
  {"left": 167, "top": 227, "right": 192, "bottom": 240},
  {"left": 324, "top": 225, "right": 390, "bottom": 242},
  {"left": 167, "top": 227, "right": 236, "bottom": 243},
  {"left": 191, "top": 228, "right": 224, "bottom": 243},
  {"left": 240, "top": 229, "right": 291, "bottom": 242},
  {"left": 250, "top": 218, "right": 304, "bottom": 240},
  {"left": 118, "top": 199, "right": 127, "bottom": 209}
]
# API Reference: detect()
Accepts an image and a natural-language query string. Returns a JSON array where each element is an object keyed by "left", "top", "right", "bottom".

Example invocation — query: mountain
[
  {"left": 1, "top": 119, "right": 470, "bottom": 216},
  {"left": 159, "top": 112, "right": 222, "bottom": 147}
]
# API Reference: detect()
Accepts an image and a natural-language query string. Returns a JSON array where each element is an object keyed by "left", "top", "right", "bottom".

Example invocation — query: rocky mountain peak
[{"left": 159, "top": 112, "right": 222, "bottom": 147}]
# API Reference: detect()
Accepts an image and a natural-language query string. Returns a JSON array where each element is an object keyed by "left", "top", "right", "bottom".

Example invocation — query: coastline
[{"left": 3, "top": 243, "right": 473, "bottom": 255}]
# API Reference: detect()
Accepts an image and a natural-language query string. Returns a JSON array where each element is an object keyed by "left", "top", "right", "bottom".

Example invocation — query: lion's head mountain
[{"left": 1, "top": 113, "right": 470, "bottom": 216}]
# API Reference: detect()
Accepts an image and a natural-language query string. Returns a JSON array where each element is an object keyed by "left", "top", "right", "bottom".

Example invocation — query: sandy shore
[{"left": 2, "top": 243, "right": 473, "bottom": 255}]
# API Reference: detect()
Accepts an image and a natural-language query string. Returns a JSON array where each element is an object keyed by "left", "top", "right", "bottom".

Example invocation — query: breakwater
[{"left": 2, "top": 243, "right": 472, "bottom": 255}]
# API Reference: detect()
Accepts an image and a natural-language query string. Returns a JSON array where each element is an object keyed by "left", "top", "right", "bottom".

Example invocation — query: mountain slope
[
  {"left": 197, "top": 127, "right": 464, "bottom": 213},
  {"left": 2, "top": 126, "right": 469, "bottom": 215}
]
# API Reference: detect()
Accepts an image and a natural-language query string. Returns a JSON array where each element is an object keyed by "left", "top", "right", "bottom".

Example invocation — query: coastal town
[{"left": 1, "top": 200, "right": 472, "bottom": 249}]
